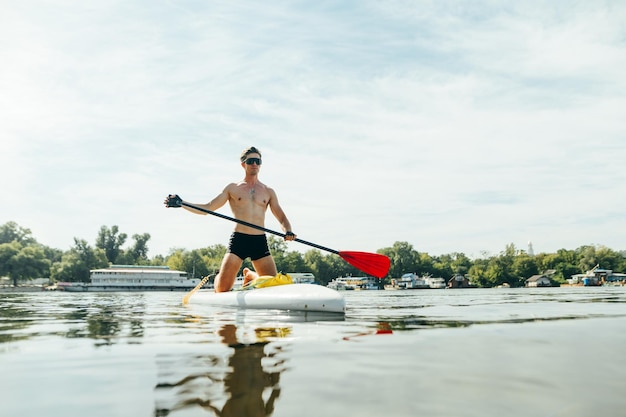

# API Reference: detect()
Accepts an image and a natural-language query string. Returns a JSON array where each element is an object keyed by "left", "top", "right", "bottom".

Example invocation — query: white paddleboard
[{"left": 188, "top": 283, "right": 346, "bottom": 313}]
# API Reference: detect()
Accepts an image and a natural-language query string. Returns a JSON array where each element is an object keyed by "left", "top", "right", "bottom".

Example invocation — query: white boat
[
  {"left": 58, "top": 265, "right": 207, "bottom": 292},
  {"left": 327, "top": 276, "right": 379, "bottom": 290},
  {"left": 353, "top": 276, "right": 380, "bottom": 290},
  {"left": 327, "top": 277, "right": 356, "bottom": 291},
  {"left": 232, "top": 275, "right": 245, "bottom": 291},
  {"left": 397, "top": 273, "right": 429, "bottom": 289},
  {"left": 361, "top": 282, "right": 380, "bottom": 290},
  {"left": 289, "top": 272, "right": 316, "bottom": 284},
  {"left": 425, "top": 276, "right": 446, "bottom": 289},
  {"left": 357, "top": 278, "right": 380, "bottom": 290},
  {"left": 188, "top": 284, "right": 346, "bottom": 313}
]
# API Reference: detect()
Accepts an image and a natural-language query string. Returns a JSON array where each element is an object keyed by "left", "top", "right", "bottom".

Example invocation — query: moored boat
[
  {"left": 398, "top": 273, "right": 429, "bottom": 289},
  {"left": 425, "top": 276, "right": 446, "bottom": 289},
  {"left": 570, "top": 265, "right": 626, "bottom": 286},
  {"left": 326, "top": 276, "right": 379, "bottom": 290},
  {"left": 327, "top": 277, "right": 356, "bottom": 291},
  {"left": 58, "top": 265, "right": 208, "bottom": 292}
]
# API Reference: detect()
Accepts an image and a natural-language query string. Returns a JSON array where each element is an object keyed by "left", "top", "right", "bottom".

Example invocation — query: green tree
[
  {"left": 379, "top": 241, "right": 419, "bottom": 278},
  {"left": 450, "top": 253, "right": 473, "bottom": 276},
  {"left": 417, "top": 252, "right": 436, "bottom": 276},
  {"left": 165, "top": 249, "right": 186, "bottom": 272},
  {"left": 430, "top": 253, "right": 472, "bottom": 280},
  {"left": 592, "top": 245, "right": 624, "bottom": 271},
  {"left": 165, "top": 247, "right": 222, "bottom": 278},
  {"left": 0, "top": 242, "right": 50, "bottom": 286},
  {"left": 278, "top": 251, "right": 307, "bottom": 274},
  {"left": 0, "top": 242, "right": 21, "bottom": 284},
  {"left": 41, "top": 245, "right": 64, "bottom": 265},
  {"left": 267, "top": 236, "right": 288, "bottom": 270},
  {"left": 12, "top": 245, "right": 51, "bottom": 285},
  {"left": 468, "top": 258, "right": 489, "bottom": 287},
  {"left": 511, "top": 253, "right": 539, "bottom": 287},
  {"left": 303, "top": 250, "right": 331, "bottom": 284},
  {"left": 95, "top": 225, "right": 127, "bottom": 264},
  {"left": 538, "top": 249, "right": 579, "bottom": 282},
  {"left": 325, "top": 253, "right": 357, "bottom": 281},
  {"left": 115, "top": 233, "right": 152, "bottom": 265},
  {"left": 577, "top": 245, "right": 599, "bottom": 273},
  {"left": 0, "top": 221, "right": 37, "bottom": 245},
  {"left": 185, "top": 250, "right": 211, "bottom": 279},
  {"left": 129, "top": 233, "right": 151, "bottom": 264},
  {"left": 266, "top": 236, "right": 308, "bottom": 275},
  {"left": 195, "top": 245, "right": 227, "bottom": 275},
  {"left": 477, "top": 244, "right": 519, "bottom": 287},
  {"left": 51, "top": 238, "right": 108, "bottom": 282}
]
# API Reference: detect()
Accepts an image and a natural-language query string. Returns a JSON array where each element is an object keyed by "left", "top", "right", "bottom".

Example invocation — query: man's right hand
[{"left": 164, "top": 194, "right": 183, "bottom": 208}]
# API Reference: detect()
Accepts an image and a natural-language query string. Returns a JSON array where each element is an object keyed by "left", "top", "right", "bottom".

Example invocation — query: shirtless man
[{"left": 164, "top": 146, "right": 296, "bottom": 292}]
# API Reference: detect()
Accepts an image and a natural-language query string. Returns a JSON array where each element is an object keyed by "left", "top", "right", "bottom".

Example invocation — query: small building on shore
[
  {"left": 570, "top": 265, "right": 626, "bottom": 286},
  {"left": 525, "top": 274, "right": 552, "bottom": 287},
  {"left": 447, "top": 274, "right": 475, "bottom": 288}
]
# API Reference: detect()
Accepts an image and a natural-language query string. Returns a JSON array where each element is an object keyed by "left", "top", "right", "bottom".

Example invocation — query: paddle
[
  {"left": 182, "top": 274, "right": 213, "bottom": 305},
  {"left": 169, "top": 199, "right": 390, "bottom": 278}
]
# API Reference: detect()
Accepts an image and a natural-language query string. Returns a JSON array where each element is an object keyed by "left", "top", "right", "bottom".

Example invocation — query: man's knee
[
  {"left": 215, "top": 255, "right": 243, "bottom": 292},
  {"left": 253, "top": 256, "right": 277, "bottom": 276}
]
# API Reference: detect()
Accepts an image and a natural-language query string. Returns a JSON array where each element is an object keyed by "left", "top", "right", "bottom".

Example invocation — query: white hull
[
  {"left": 60, "top": 265, "right": 203, "bottom": 292},
  {"left": 188, "top": 284, "right": 346, "bottom": 313},
  {"left": 63, "top": 285, "right": 200, "bottom": 292}
]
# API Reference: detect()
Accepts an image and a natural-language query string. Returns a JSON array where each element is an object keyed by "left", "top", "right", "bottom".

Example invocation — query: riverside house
[{"left": 525, "top": 274, "right": 552, "bottom": 287}]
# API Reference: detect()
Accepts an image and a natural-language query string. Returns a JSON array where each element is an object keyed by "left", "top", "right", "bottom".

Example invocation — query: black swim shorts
[{"left": 227, "top": 232, "right": 271, "bottom": 261}]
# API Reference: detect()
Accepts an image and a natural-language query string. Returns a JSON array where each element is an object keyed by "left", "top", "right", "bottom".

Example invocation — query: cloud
[{"left": 1, "top": 1, "right": 625, "bottom": 259}]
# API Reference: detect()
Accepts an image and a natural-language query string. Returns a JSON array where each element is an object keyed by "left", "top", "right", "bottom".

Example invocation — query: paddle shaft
[
  {"left": 182, "top": 274, "right": 212, "bottom": 305},
  {"left": 181, "top": 201, "right": 340, "bottom": 255}
]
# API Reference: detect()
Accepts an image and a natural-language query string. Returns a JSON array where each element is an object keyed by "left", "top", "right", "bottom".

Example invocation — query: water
[{"left": 1, "top": 287, "right": 626, "bottom": 417}]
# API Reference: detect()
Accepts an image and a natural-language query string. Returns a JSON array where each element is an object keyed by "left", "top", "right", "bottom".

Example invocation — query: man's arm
[
  {"left": 182, "top": 184, "right": 231, "bottom": 215},
  {"left": 268, "top": 188, "right": 296, "bottom": 240}
]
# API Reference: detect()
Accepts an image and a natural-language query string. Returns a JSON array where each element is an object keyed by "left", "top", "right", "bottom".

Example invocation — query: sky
[{"left": 1, "top": 1, "right": 625, "bottom": 260}]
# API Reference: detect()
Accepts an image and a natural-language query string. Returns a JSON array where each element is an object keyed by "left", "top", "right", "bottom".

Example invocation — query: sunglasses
[{"left": 244, "top": 157, "right": 262, "bottom": 165}]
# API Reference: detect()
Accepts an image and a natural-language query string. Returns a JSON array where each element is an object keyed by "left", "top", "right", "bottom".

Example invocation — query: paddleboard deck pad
[{"left": 188, "top": 283, "right": 346, "bottom": 313}]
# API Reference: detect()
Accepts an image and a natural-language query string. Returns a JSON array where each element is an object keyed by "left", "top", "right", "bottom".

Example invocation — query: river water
[{"left": 1, "top": 287, "right": 625, "bottom": 417}]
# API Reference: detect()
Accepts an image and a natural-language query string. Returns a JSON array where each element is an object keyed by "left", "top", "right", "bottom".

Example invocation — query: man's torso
[{"left": 227, "top": 181, "right": 270, "bottom": 234}]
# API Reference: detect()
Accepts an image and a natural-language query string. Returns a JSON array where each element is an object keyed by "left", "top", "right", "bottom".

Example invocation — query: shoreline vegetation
[{"left": 1, "top": 221, "right": 625, "bottom": 289}]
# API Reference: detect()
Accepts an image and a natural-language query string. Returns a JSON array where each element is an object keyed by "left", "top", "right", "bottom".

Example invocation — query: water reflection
[
  {"left": 0, "top": 296, "right": 34, "bottom": 344},
  {"left": 0, "top": 293, "right": 147, "bottom": 346},
  {"left": 343, "top": 321, "right": 393, "bottom": 341},
  {"left": 154, "top": 323, "right": 291, "bottom": 417},
  {"left": 64, "top": 297, "right": 147, "bottom": 345}
]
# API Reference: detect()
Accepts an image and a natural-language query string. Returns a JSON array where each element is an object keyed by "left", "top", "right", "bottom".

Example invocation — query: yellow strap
[{"left": 242, "top": 273, "right": 293, "bottom": 290}]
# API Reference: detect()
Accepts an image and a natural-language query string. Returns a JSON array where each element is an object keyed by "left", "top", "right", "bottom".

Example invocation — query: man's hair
[{"left": 240, "top": 146, "right": 262, "bottom": 162}]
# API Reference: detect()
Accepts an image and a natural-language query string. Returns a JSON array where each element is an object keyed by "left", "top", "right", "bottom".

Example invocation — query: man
[{"left": 164, "top": 146, "right": 296, "bottom": 292}]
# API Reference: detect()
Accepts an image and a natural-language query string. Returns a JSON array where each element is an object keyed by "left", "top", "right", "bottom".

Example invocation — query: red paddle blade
[{"left": 338, "top": 251, "right": 390, "bottom": 278}]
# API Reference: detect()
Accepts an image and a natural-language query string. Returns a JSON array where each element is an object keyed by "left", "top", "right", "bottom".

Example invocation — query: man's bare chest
[{"left": 231, "top": 188, "right": 269, "bottom": 206}]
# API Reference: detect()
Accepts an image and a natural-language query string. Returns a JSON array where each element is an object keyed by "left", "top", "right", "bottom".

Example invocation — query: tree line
[{"left": 1, "top": 221, "right": 625, "bottom": 287}]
